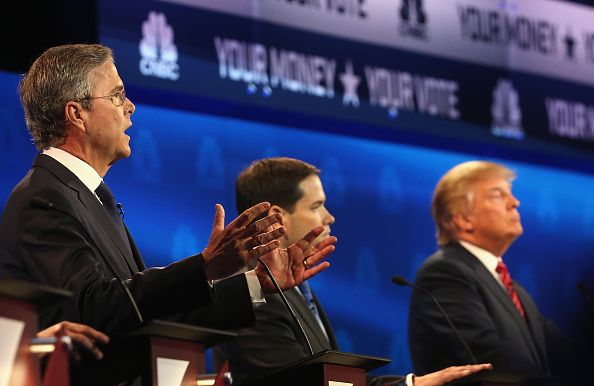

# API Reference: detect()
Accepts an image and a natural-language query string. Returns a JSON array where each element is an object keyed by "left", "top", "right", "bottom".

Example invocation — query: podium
[
  {"left": 239, "top": 350, "right": 390, "bottom": 386},
  {"left": 75, "top": 319, "right": 237, "bottom": 386},
  {"left": 0, "top": 279, "right": 72, "bottom": 386}
]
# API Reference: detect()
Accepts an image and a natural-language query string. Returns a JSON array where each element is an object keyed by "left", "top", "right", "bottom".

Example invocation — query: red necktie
[{"left": 496, "top": 258, "right": 526, "bottom": 319}]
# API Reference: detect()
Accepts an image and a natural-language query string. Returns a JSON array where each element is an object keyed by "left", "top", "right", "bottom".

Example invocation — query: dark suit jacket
[
  {"left": 0, "top": 154, "right": 255, "bottom": 335},
  {"left": 214, "top": 284, "right": 405, "bottom": 386},
  {"left": 408, "top": 242, "right": 570, "bottom": 380}
]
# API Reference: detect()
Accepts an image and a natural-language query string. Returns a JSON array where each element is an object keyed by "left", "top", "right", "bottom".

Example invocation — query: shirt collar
[
  {"left": 43, "top": 147, "right": 103, "bottom": 194},
  {"left": 458, "top": 240, "right": 503, "bottom": 286}
]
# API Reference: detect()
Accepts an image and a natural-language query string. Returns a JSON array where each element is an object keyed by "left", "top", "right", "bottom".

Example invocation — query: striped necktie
[{"left": 496, "top": 258, "right": 526, "bottom": 319}]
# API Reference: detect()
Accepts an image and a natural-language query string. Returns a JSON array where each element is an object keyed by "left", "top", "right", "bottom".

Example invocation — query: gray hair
[{"left": 18, "top": 44, "right": 114, "bottom": 150}]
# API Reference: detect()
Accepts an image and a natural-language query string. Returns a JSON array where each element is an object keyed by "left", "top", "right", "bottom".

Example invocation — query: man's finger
[
  {"left": 242, "top": 213, "right": 282, "bottom": 238},
  {"left": 68, "top": 332, "right": 95, "bottom": 353},
  {"left": 302, "top": 239, "right": 336, "bottom": 267},
  {"left": 211, "top": 204, "right": 225, "bottom": 233},
  {"left": 307, "top": 243, "right": 335, "bottom": 265},
  {"left": 245, "top": 227, "right": 286, "bottom": 250},
  {"left": 71, "top": 332, "right": 105, "bottom": 360},
  {"left": 72, "top": 324, "right": 110, "bottom": 344},
  {"left": 303, "top": 261, "right": 331, "bottom": 280},
  {"left": 249, "top": 240, "right": 281, "bottom": 260},
  {"left": 294, "top": 226, "right": 324, "bottom": 251},
  {"left": 442, "top": 364, "right": 492, "bottom": 382},
  {"left": 303, "top": 235, "right": 337, "bottom": 257},
  {"left": 229, "top": 202, "right": 271, "bottom": 230},
  {"left": 36, "top": 323, "right": 62, "bottom": 338}
]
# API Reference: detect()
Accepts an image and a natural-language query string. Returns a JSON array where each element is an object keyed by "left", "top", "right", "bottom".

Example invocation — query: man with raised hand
[
  {"left": 0, "top": 45, "right": 336, "bottom": 385},
  {"left": 214, "top": 157, "right": 491, "bottom": 386}
]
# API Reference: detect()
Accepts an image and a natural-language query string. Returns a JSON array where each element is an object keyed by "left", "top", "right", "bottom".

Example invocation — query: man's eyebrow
[{"left": 109, "top": 85, "right": 124, "bottom": 93}]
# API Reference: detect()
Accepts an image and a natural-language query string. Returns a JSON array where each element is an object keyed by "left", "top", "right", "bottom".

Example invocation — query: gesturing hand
[
  {"left": 36, "top": 321, "right": 109, "bottom": 361},
  {"left": 202, "top": 202, "right": 286, "bottom": 280},
  {"left": 414, "top": 363, "right": 492, "bottom": 386},
  {"left": 255, "top": 225, "right": 337, "bottom": 293}
]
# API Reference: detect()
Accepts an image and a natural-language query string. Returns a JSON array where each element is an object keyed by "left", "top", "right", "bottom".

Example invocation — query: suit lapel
[
  {"left": 449, "top": 244, "right": 543, "bottom": 367},
  {"left": 77, "top": 187, "right": 139, "bottom": 275},
  {"left": 312, "top": 291, "right": 338, "bottom": 349},
  {"left": 126, "top": 226, "right": 146, "bottom": 271},
  {"left": 515, "top": 284, "right": 549, "bottom": 370},
  {"left": 34, "top": 155, "right": 140, "bottom": 277},
  {"left": 285, "top": 288, "right": 333, "bottom": 352}
]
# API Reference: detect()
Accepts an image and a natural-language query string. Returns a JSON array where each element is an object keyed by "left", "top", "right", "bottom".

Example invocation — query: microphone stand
[
  {"left": 257, "top": 257, "right": 314, "bottom": 356},
  {"left": 392, "top": 275, "right": 477, "bottom": 364}
]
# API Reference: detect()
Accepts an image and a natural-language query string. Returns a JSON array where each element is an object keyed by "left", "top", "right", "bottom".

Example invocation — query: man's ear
[
  {"left": 64, "top": 101, "right": 86, "bottom": 132},
  {"left": 452, "top": 212, "right": 474, "bottom": 234},
  {"left": 269, "top": 205, "right": 286, "bottom": 226}
]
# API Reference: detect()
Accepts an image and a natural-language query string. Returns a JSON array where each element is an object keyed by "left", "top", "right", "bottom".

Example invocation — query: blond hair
[{"left": 432, "top": 161, "right": 515, "bottom": 245}]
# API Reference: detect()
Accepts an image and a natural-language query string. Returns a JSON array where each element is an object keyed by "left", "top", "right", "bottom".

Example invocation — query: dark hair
[{"left": 236, "top": 157, "right": 320, "bottom": 214}]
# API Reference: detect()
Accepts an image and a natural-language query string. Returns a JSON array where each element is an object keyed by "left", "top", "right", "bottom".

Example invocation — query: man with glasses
[{"left": 0, "top": 44, "right": 335, "bottom": 385}]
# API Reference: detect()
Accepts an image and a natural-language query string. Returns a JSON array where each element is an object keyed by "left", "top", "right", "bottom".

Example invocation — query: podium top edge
[
  {"left": 240, "top": 349, "right": 391, "bottom": 386},
  {"left": 124, "top": 319, "right": 238, "bottom": 347},
  {"left": 0, "top": 279, "right": 72, "bottom": 305},
  {"left": 302, "top": 350, "right": 391, "bottom": 371}
]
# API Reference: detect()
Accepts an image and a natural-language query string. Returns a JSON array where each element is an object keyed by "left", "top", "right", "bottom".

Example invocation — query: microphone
[
  {"left": 257, "top": 257, "right": 314, "bottom": 356},
  {"left": 116, "top": 203, "right": 125, "bottom": 220},
  {"left": 31, "top": 196, "right": 144, "bottom": 324},
  {"left": 31, "top": 196, "right": 55, "bottom": 209},
  {"left": 392, "top": 275, "right": 477, "bottom": 364}
]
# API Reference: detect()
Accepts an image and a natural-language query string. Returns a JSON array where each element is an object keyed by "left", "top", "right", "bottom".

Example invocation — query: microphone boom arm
[
  {"left": 392, "top": 275, "right": 478, "bottom": 365},
  {"left": 257, "top": 257, "right": 314, "bottom": 356}
]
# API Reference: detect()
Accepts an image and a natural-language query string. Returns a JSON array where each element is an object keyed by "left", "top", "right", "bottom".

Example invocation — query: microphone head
[
  {"left": 392, "top": 275, "right": 411, "bottom": 286},
  {"left": 31, "top": 197, "right": 53, "bottom": 209}
]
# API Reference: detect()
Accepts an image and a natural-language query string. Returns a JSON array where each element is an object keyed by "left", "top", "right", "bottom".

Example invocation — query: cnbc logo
[
  {"left": 398, "top": 0, "right": 428, "bottom": 40},
  {"left": 139, "top": 11, "right": 180, "bottom": 80}
]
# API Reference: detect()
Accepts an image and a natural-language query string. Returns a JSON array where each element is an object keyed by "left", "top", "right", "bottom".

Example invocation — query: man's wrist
[
  {"left": 405, "top": 373, "right": 415, "bottom": 386},
  {"left": 245, "top": 270, "right": 266, "bottom": 307}
]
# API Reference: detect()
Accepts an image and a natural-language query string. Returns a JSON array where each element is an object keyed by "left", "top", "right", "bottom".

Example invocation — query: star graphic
[
  {"left": 339, "top": 60, "right": 361, "bottom": 107},
  {"left": 564, "top": 33, "right": 576, "bottom": 60}
]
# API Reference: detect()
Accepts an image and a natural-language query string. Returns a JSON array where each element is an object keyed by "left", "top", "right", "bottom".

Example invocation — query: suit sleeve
[
  {"left": 176, "top": 273, "right": 256, "bottom": 330},
  {"left": 9, "top": 191, "right": 250, "bottom": 335}
]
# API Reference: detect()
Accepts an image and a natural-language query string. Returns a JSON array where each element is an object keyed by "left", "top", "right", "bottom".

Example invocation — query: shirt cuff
[
  {"left": 245, "top": 270, "right": 266, "bottom": 307},
  {"left": 405, "top": 373, "right": 415, "bottom": 386}
]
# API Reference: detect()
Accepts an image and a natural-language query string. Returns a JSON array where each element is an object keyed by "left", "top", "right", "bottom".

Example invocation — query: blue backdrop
[{"left": 1, "top": 69, "right": 593, "bottom": 375}]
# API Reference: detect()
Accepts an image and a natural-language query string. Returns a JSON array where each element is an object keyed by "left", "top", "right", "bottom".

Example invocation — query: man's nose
[{"left": 324, "top": 209, "right": 335, "bottom": 225}]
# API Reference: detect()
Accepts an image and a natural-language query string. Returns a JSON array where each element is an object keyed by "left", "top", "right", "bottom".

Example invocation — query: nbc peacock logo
[{"left": 139, "top": 11, "right": 180, "bottom": 81}]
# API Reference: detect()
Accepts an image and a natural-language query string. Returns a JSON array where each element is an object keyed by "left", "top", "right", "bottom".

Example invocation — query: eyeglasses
[{"left": 82, "top": 89, "right": 127, "bottom": 107}]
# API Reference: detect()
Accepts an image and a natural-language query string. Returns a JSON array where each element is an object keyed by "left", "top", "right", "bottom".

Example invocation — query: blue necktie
[
  {"left": 298, "top": 281, "right": 329, "bottom": 342},
  {"left": 298, "top": 281, "right": 321, "bottom": 319},
  {"left": 95, "top": 182, "right": 129, "bottom": 246}
]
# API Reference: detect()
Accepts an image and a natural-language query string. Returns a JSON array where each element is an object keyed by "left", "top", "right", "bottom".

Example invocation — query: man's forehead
[
  {"left": 473, "top": 176, "right": 512, "bottom": 190},
  {"left": 90, "top": 62, "right": 121, "bottom": 88},
  {"left": 297, "top": 175, "right": 325, "bottom": 200}
]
